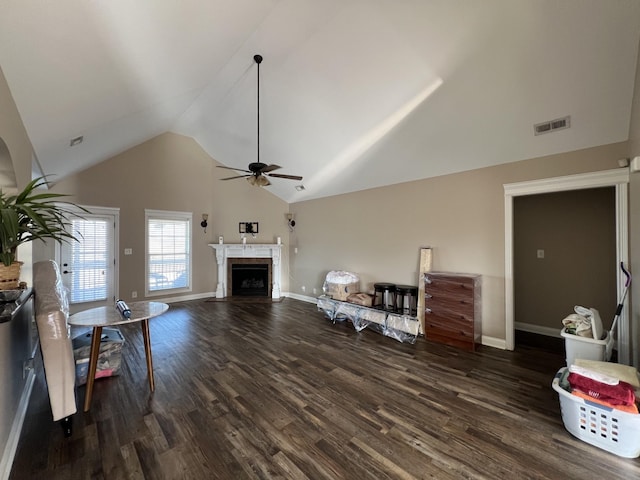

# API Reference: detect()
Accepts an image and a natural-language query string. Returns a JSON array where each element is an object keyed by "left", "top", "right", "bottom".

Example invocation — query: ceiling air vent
[{"left": 534, "top": 115, "right": 571, "bottom": 136}]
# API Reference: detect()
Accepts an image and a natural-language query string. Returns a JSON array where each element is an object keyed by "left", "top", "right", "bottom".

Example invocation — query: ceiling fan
[{"left": 217, "top": 54, "right": 303, "bottom": 187}]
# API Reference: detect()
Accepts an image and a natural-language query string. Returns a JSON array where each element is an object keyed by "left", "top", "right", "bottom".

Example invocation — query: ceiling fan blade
[
  {"left": 267, "top": 173, "right": 303, "bottom": 181},
  {"left": 217, "top": 165, "right": 252, "bottom": 173},
  {"left": 220, "top": 174, "right": 251, "bottom": 180},
  {"left": 259, "top": 164, "right": 282, "bottom": 173}
]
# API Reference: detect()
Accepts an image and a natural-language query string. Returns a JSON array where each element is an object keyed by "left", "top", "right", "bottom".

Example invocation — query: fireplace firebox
[
  {"left": 227, "top": 258, "right": 272, "bottom": 297},
  {"left": 231, "top": 264, "right": 269, "bottom": 296}
]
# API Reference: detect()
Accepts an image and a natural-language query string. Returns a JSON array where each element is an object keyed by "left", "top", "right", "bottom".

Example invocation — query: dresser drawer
[
  {"left": 424, "top": 296, "right": 474, "bottom": 320},
  {"left": 425, "top": 274, "right": 475, "bottom": 296},
  {"left": 424, "top": 313, "right": 474, "bottom": 336}
]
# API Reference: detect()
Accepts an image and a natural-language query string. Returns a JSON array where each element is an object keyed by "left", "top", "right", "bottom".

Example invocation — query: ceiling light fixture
[
  {"left": 217, "top": 55, "right": 302, "bottom": 186},
  {"left": 247, "top": 54, "right": 264, "bottom": 186}
]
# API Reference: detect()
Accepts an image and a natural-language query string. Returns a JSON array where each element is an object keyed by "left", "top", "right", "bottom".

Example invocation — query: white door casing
[
  {"left": 56, "top": 206, "right": 120, "bottom": 314},
  {"left": 504, "top": 169, "right": 630, "bottom": 363}
]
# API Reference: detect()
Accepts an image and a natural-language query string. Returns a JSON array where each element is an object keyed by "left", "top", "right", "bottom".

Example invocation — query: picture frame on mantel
[{"left": 239, "top": 222, "right": 259, "bottom": 234}]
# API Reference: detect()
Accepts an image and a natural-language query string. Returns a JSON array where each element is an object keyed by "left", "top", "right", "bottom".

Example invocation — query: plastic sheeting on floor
[{"left": 317, "top": 295, "right": 419, "bottom": 344}]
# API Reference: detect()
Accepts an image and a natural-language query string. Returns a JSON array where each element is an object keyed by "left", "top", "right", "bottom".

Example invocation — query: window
[
  {"left": 64, "top": 217, "right": 112, "bottom": 304},
  {"left": 146, "top": 210, "right": 192, "bottom": 294}
]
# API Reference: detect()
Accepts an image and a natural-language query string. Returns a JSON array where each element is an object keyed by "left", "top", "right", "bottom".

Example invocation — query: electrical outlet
[
  {"left": 313, "top": 288, "right": 317, "bottom": 294},
  {"left": 537, "top": 249, "right": 545, "bottom": 259},
  {"left": 124, "top": 248, "right": 132, "bottom": 255},
  {"left": 294, "top": 247, "right": 298, "bottom": 254},
  {"left": 131, "top": 291, "right": 138, "bottom": 298},
  {"left": 301, "top": 286, "right": 306, "bottom": 292}
]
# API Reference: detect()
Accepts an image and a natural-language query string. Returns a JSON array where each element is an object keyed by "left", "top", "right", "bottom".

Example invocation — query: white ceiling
[{"left": 0, "top": 0, "right": 639, "bottom": 202}]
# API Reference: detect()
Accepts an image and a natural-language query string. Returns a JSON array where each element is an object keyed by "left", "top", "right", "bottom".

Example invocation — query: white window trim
[{"left": 145, "top": 209, "right": 193, "bottom": 297}]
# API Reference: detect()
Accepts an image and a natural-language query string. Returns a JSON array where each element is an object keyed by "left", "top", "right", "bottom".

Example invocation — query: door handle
[{"left": 63, "top": 270, "right": 72, "bottom": 274}]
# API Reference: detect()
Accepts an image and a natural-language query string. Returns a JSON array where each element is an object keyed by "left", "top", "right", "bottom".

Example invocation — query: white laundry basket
[{"left": 552, "top": 368, "right": 640, "bottom": 458}]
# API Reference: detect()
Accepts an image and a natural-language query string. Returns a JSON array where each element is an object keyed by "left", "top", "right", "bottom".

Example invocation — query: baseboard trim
[
  {"left": 482, "top": 336, "right": 507, "bottom": 350},
  {"left": 1, "top": 369, "right": 35, "bottom": 480},
  {"left": 153, "top": 292, "right": 216, "bottom": 304},
  {"left": 285, "top": 293, "right": 318, "bottom": 303},
  {"left": 515, "top": 322, "right": 562, "bottom": 338}
]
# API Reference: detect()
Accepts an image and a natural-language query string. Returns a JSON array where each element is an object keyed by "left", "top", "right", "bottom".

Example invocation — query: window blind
[
  {"left": 68, "top": 218, "right": 109, "bottom": 303},
  {"left": 147, "top": 214, "right": 191, "bottom": 292}
]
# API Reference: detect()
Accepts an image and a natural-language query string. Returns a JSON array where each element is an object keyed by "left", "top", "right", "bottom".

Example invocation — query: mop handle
[
  {"left": 614, "top": 262, "right": 631, "bottom": 316},
  {"left": 621, "top": 261, "right": 631, "bottom": 287}
]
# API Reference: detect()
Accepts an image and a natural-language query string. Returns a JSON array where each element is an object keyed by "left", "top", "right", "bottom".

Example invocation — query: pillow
[{"left": 574, "top": 359, "right": 640, "bottom": 387}]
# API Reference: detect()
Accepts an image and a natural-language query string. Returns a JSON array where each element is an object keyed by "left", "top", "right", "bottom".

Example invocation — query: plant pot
[{"left": 0, "top": 261, "right": 23, "bottom": 290}]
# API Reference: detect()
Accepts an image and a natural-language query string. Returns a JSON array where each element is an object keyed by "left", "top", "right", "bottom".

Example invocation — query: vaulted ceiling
[{"left": 1, "top": 1, "right": 639, "bottom": 202}]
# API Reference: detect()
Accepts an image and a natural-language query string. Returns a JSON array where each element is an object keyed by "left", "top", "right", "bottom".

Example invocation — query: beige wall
[
  {"left": 290, "top": 142, "right": 627, "bottom": 342},
  {"left": 50, "top": 132, "right": 291, "bottom": 302},
  {"left": 0, "top": 66, "right": 33, "bottom": 189}
]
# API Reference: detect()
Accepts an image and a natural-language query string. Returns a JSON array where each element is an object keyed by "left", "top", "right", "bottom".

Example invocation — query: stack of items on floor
[
  {"left": 322, "top": 271, "right": 362, "bottom": 302},
  {"left": 322, "top": 270, "right": 374, "bottom": 306},
  {"left": 559, "top": 359, "right": 640, "bottom": 414},
  {"left": 319, "top": 271, "right": 418, "bottom": 344}
]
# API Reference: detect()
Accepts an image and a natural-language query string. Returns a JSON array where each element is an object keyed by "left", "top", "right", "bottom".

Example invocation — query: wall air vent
[
  {"left": 69, "top": 135, "right": 83, "bottom": 146},
  {"left": 534, "top": 115, "right": 571, "bottom": 136}
]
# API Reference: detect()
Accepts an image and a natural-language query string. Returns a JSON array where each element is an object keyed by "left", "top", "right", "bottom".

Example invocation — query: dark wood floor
[{"left": 10, "top": 298, "right": 640, "bottom": 479}]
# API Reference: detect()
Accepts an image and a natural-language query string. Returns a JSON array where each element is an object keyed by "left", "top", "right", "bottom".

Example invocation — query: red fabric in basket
[
  {"left": 572, "top": 390, "right": 639, "bottom": 414},
  {"left": 568, "top": 372, "right": 636, "bottom": 406}
]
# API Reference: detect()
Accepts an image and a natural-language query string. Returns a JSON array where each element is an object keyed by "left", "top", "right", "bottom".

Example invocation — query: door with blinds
[{"left": 58, "top": 208, "right": 119, "bottom": 314}]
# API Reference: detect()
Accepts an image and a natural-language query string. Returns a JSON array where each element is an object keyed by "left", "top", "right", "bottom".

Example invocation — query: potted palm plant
[{"left": 0, "top": 176, "right": 87, "bottom": 290}]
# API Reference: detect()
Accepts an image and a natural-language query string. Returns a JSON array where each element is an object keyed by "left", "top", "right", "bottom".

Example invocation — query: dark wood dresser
[{"left": 424, "top": 272, "right": 481, "bottom": 351}]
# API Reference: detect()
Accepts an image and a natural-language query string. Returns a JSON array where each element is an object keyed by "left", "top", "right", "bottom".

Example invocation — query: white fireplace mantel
[{"left": 209, "top": 243, "right": 282, "bottom": 298}]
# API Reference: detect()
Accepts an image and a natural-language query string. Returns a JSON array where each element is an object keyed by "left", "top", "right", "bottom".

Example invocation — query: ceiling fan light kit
[{"left": 216, "top": 54, "right": 302, "bottom": 186}]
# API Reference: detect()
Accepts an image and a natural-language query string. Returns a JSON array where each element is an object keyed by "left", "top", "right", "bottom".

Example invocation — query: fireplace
[
  {"left": 209, "top": 243, "right": 282, "bottom": 299},
  {"left": 228, "top": 258, "right": 272, "bottom": 297}
]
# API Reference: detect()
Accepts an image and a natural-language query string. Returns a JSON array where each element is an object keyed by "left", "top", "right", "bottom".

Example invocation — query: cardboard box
[
  {"left": 324, "top": 281, "right": 359, "bottom": 301},
  {"left": 347, "top": 292, "right": 373, "bottom": 307}
]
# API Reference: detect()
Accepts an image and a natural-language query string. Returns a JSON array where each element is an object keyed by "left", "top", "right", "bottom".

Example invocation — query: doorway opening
[{"left": 504, "top": 169, "right": 629, "bottom": 363}]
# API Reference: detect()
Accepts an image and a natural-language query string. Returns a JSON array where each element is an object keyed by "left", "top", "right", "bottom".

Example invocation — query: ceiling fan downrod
[{"left": 254, "top": 54, "right": 262, "bottom": 165}]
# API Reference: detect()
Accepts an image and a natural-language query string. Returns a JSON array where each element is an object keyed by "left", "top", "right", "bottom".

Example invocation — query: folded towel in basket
[
  {"left": 571, "top": 390, "right": 639, "bottom": 414},
  {"left": 574, "top": 359, "right": 640, "bottom": 387},
  {"left": 569, "top": 364, "right": 619, "bottom": 385},
  {"left": 568, "top": 372, "right": 636, "bottom": 406}
]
